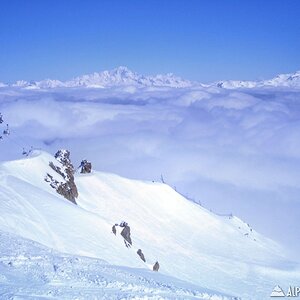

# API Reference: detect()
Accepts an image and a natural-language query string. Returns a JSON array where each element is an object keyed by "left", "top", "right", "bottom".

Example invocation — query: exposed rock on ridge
[{"left": 45, "top": 149, "right": 78, "bottom": 204}]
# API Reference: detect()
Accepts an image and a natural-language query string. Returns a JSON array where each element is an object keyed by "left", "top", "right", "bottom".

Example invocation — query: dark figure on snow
[
  {"left": 119, "top": 221, "right": 128, "bottom": 227},
  {"left": 153, "top": 261, "right": 160, "bottom": 272},
  {"left": 3, "top": 124, "right": 9, "bottom": 136},
  {"left": 22, "top": 146, "right": 33, "bottom": 156}
]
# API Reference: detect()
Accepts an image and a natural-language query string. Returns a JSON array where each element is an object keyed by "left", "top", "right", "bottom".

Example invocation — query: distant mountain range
[
  {"left": 216, "top": 70, "right": 300, "bottom": 89},
  {"left": 1, "top": 67, "right": 300, "bottom": 89},
  {"left": 4, "top": 66, "right": 192, "bottom": 89}
]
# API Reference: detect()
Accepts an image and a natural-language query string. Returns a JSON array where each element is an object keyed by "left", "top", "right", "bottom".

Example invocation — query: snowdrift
[{"left": 0, "top": 151, "right": 299, "bottom": 299}]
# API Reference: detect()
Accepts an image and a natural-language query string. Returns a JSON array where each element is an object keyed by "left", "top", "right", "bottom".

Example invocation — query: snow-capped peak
[
  {"left": 65, "top": 66, "right": 192, "bottom": 88},
  {"left": 4, "top": 68, "right": 300, "bottom": 90},
  {"left": 12, "top": 80, "right": 31, "bottom": 88},
  {"left": 36, "top": 79, "right": 64, "bottom": 89},
  {"left": 66, "top": 66, "right": 138, "bottom": 88},
  {"left": 263, "top": 70, "right": 300, "bottom": 87},
  {"left": 5, "top": 67, "right": 192, "bottom": 89},
  {"left": 215, "top": 70, "right": 300, "bottom": 89}
]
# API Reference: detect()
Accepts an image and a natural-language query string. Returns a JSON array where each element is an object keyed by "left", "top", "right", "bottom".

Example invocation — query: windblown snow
[{"left": 0, "top": 151, "right": 299, "bottom": 299}]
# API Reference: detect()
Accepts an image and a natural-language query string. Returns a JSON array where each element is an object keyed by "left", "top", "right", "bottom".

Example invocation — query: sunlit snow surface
[
  {"left": 0, "top": 151, "right": 299, "bottom": 299},
  {"left": 0, "top": 231, "right": 236, "bottom": 300}
]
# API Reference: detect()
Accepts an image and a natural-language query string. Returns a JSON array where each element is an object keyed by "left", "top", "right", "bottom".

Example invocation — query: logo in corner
[{"left": 271, "top": 285, "right": 285, "bottom": 297}]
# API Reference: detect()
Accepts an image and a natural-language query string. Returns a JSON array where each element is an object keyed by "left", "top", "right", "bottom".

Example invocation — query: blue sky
[{"left": 1, "top": 0, "right": 300, "bottom": 82}]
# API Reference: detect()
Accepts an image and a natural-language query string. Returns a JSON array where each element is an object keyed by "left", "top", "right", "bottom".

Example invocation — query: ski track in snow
[{"left": 0, "top": 231, "right": 235, "bottom": 300}]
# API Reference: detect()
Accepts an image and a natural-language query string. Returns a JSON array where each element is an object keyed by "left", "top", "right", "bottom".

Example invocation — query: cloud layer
[{"left": 0, "top": 84, "right": 300, "bottom": 258}]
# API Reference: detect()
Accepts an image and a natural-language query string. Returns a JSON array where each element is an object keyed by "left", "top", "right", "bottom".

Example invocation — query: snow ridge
[
  {"left": 215, "top": 70, "right": 300, "bottom": 89},
  {"left": 0, "top": 151, "right": 299, "bottom": 299}
]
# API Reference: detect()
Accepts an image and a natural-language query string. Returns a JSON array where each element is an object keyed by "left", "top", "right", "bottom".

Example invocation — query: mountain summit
[
  {"left": 6, "top": 66, "right": 192, "bottom": 89},
  {"left": 65, "top": 66, "right": 193, "bottom": 88},
  {"left": 216, "top": 70, "right": 300, "bottom": 89}
]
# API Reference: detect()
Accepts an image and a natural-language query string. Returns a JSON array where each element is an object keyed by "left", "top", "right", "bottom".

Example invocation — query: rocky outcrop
[
  {"left": 44, "top": 173, "right": 59, "bottom": 189},
  {"left": 80, "top": 160, "right": 92, "bottom": 174},
  {"left": 137, "top": 249, "right": 146, "bottom": 262},
  {"left": 111, "top": 221, "right": 160, "bottom": 267},
  {"left": 45, "top": 149, "right": 78, "bottom": 204},
  {"left": 112, "top": 225, "right": 117, "bottom": 235},
  {"left": 120, "top": 224, "right": 132, "bottom": 247},
  {"left": 153, "top": 261, "right": 160, "bottom": 272}
]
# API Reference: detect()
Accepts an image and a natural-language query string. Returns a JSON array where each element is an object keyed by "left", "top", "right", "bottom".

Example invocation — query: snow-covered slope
[
  {"left": 36, "top": 79, "right": 65, "bottom": 89},
  {"left": 0, "top": 231, "right": 233, "bottom": 300},
  {"left": 216, "top": 80, "right": 258, "bottom": 89},
  {"left": 0, "top": 151, "right": 299, "bottom": 299},
  {"left": 263, "top": 70, "right": 300, "bottom": 87}
]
